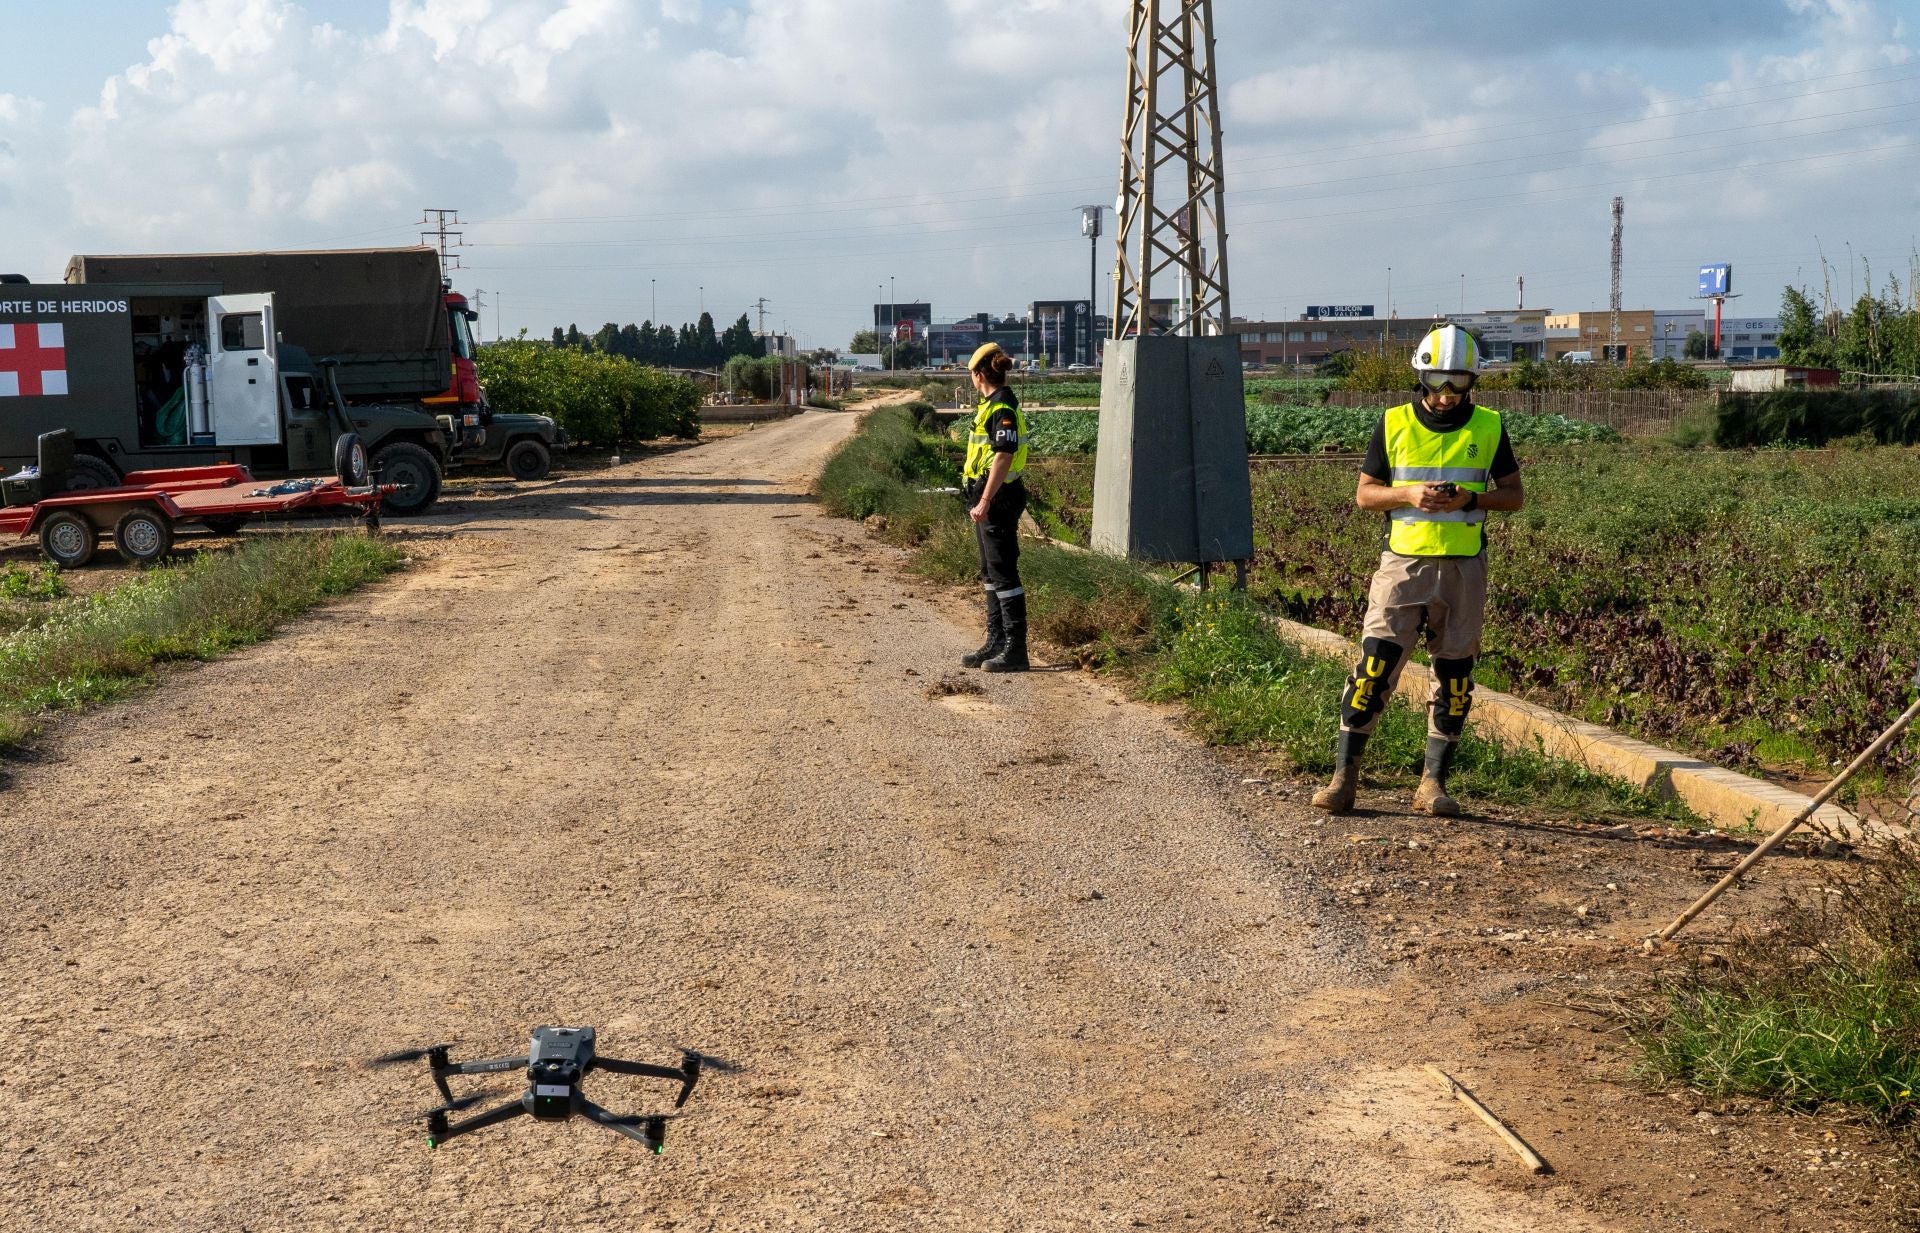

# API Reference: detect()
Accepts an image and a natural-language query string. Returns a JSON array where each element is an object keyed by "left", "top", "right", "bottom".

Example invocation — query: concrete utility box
[{"left": 1091, "top": 335, "right": 1253, "bottom": 563}]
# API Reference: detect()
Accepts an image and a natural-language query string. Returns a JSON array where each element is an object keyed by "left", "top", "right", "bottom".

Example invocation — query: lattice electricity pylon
[{"left": 1111, "top": 0, "right": 1231, "bottom": 340}]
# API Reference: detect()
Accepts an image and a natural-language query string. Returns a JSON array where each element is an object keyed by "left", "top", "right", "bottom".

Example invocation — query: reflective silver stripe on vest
[
  {"left": 1390, "top": 466, "right": 1489, "bottom": 483},
  {"left": 1390, "top": 508, "right": 1487, "bottom": 524}
]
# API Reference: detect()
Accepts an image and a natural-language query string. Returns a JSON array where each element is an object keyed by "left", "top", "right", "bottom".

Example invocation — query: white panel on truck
[{"left": 207, "top": 293, "right": 280, "bottom": 447}]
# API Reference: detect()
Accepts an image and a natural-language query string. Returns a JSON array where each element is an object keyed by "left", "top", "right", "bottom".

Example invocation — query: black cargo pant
[{"left": 969, "top": 477, "right": 1027, "bottom": 595}]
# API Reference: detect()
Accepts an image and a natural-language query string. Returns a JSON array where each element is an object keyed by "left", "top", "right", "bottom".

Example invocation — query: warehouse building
[{"left": 1233, "top": 315, "right": 1436, "bottom": 367}]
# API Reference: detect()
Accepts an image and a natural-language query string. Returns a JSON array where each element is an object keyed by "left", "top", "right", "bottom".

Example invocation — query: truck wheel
[
  {"left": 505, "top": 439, "right": 552, "bottom": 481},
  {"left": 63, "top": 455, "right": 121, "bottom": 492},
  {"left": 335, "top": 433, "right": 370, "bottom": 486},
  {"left": 38, "top": 511, "right": 97, "bottom": 568},
  {"left": 373, "top": 442, "right": 442, "bottom": 517},
  {"left": 114, "top": 507, "right": 174, "bottom": 565}
]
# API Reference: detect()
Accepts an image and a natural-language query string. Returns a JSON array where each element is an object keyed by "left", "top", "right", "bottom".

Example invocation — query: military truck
[
  {"left": 0, "top": 277, "right": 448, "bottom": 515},
  {"left": 66, "top": 249, "right": 565, "bottom": 480}
]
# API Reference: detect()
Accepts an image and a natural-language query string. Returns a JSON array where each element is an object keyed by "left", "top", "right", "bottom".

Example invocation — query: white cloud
[{"left": 0, "top": 0, "right": 1915, "bottom": 342}]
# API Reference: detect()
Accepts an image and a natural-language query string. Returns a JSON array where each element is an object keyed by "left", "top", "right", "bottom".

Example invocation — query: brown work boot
[
  {"left": 1412, "top": 736, "right": 1461, "bottom": 816},
  {"left": 1310, "top": 730, "right": 1368, "bottom": 814},
  {"left": 1411, "top": 776, "right": 1460, "bottom": 817},
  {"left": 1311, "top": 764, "right": 1358, "bottom": 814}
]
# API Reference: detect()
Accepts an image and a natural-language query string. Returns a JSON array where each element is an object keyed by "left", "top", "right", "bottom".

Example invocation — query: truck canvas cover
[{"left": 66, "top": 248, "right": 452, "bottom": 402}]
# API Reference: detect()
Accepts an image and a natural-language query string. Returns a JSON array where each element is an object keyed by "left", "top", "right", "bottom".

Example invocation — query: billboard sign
[
  {"left": 1305, "top": 305, "right": 1374, "bottom": 319},
  {"left": 1698, "top": 264, "right": 1732, "bottom": 298}
]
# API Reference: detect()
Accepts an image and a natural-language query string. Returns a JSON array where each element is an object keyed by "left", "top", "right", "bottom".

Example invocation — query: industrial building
[{"left": 1232, "top": 315, "right": 1439, "bottom": 367}]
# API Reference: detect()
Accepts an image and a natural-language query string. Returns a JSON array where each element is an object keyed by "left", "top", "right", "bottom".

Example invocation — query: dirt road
[{"left": 0, "top": 407, "right": 1900, "bottom": 1231}]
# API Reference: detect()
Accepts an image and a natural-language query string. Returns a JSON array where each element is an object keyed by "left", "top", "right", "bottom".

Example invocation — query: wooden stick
[
  {"left": 1424, "top": 1064, "right": 1549, "bottom": 1174},
  {"left": 1648, "top": 690, "right": 1920, "bottom": 949}
]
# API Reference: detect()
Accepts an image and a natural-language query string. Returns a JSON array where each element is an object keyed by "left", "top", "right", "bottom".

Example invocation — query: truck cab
[
  {"left": 0, "top": 282, "right": 447, "bottom": 515},
  {"left": 432, "top": 289, "right": 566, "bottom": 481}
]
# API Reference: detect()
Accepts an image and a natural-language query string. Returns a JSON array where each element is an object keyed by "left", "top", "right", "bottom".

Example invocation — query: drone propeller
[
  {"left": 367, "top": 1043, "right": 456, "bottom": 1068},
  {"left": 668, "top": 1043, "right": 743, "bottom": 1074}
]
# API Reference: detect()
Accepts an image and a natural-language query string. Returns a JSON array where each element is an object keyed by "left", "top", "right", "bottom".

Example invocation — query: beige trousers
[{"left": 1343, "top": 551, "right": 1487, "bottom": 737}]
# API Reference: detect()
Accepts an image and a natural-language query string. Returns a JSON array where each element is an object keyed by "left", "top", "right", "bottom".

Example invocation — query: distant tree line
[
  {"left": 1778, "top": 277, "right": 1920, "bottom": 377},
  {"left": 550, "top": 312, "right": 765, "bottom": 370}
]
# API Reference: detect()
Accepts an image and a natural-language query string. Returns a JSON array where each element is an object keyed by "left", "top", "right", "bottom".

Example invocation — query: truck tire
[
  {"left": 63, "top": 455, "right": 121, "bottom": 492},
  {"left": 38, "top": 510, "right": 97, "bottom": 568},
  {"left": 114, "top": 507, "right": 174, "bottom": 565},
  {"left": 372, "top": 442, "right": 442, "bottom": 517},
  {"left": 505, "top": 438, "right": 552, "bottom": 481},
  {"left": 335, "top": 433, "right": 370, "bottom": 486}
]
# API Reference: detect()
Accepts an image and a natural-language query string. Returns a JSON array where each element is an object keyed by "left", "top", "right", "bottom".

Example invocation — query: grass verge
[
  {"left": 0, "top": 532, "right": 404, "bottom": 747},
  {"left": 818, "top": 407, "right": 1692, "bottom": 824},
  {"left": 1632, "top": 841, "right": 1920, "bottom": 1123}
]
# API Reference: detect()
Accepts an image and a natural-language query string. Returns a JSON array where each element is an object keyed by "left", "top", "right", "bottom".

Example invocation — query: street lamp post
[
  {"left": 651, "top": 278, "right": 656, "bottom": 325},
  {"left": 889, "top": 275, "right": 896, "bottom": 372}
]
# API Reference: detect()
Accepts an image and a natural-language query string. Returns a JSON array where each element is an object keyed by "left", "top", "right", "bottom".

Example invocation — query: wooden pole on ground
[
  {"left": 1423, "top": 1064, "right": 1548, "bottom": 1174},
  {"left": 1648, "top": 686, "right": 1920, "bottom": 949}
]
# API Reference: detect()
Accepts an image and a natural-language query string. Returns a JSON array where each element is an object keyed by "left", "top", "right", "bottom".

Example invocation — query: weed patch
[
  {"left": 1634, "top": 841, "right": 1920, "bottom": 1123},
  {"left": 0, "top": 533, "right": 402, "bottom": 747}
]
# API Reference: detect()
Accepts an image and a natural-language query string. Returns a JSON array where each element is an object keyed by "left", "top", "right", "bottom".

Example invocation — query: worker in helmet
[
  {"left": 1311, "top": 323, "right": 1524, "bottom": 817},
  {"left": 958, "top": 341, "right": 1031, "bottom": 672}
]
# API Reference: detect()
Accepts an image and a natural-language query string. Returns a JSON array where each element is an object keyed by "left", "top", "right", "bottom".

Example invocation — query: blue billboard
[{"left": 1698, "top": 264, "right": 1732, "bottom": 298}]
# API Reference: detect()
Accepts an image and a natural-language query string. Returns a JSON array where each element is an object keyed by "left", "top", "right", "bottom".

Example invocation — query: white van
[{"left": 1561, "top": 351, "right": 1595, "bottom": 364}]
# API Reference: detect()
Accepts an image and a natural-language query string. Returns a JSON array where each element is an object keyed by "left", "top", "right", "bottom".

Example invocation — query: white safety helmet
[{"left": 1411, "top": 323, "right": 1481, "bottom": 376}]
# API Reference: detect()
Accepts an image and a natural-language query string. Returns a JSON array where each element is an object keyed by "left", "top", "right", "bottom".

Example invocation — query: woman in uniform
[{"left": 958, "top": 342, "right": 1031, "bottom": 673}]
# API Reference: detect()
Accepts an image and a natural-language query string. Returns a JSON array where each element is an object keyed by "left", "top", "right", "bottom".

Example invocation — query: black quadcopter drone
[{"left": 371, "top": 1025, "right": 730, "bottom": 1150}]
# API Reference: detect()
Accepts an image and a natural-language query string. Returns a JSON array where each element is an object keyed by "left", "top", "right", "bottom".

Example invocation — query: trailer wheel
[
  {"left": 63, "top": 455, "right": 121, "bottom": 492},
  {"left": 114, "top": 507, "right": 174, "bottom": 566},
  {"left": 38, "top": 511, "right": 97, "bottom": 568},
  {"left": 372, "top": 442, "right": 442, "bottom": 517},
  {"left": 505, "top": 438, "right": 553, "bottom": 481},
  {"left": 335, "top": 433, "right": 370, "bottom": 486}
]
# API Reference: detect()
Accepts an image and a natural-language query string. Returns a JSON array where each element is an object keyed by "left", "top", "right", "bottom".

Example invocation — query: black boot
[
  {"left": 1413, "top": 736, "right": 1461, "bottom": 817},
  {"left": 961, "top": 590, "right": 1005, "bottom": 668},
  {"left": 1311, "top": 729, "right": 1369, "bottom": 813},
  {"left": 983, "top": 590, "right": 1029, "bottom": 672}
]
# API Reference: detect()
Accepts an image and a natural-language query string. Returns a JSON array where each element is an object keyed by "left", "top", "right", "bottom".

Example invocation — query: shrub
[{"left": 477, "top": 340, "right": 700, "bottom": 445}]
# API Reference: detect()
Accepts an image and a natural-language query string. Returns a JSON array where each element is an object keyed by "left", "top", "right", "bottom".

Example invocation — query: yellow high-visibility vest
[
  {"left": 1383, "top": 402, "right": 1503, "bottom": 557},
  {"left": 963, "top": 395, "right": 1029, "bottom": 482}
]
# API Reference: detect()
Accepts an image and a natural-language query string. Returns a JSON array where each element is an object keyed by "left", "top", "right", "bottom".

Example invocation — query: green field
[{"left": 1017, "top": 404, "right": 1618, "bottom": 457}]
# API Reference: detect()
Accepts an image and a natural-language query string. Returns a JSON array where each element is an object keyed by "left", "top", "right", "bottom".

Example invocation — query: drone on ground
[{"left": 370, "top": 1025, "right": 732, "bottom": 1150}]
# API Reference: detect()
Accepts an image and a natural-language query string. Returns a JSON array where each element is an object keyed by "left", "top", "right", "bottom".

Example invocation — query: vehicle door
[
  {"left": 207, "top": 294, "right": 281, "bottom": 446},
  {"left": 280, "top": 369, "right": 329, "bottom": 471}
]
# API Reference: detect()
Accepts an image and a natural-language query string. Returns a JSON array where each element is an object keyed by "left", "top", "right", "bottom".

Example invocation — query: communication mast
[
  {"left": 420, "top": 208, "right": 465, "bottom": 284},
  {"left": 1609, "top": 196, "right": 1623, "bottom": 360},
  {"left": 1111, "top": 0, "right": 1231, "bottom": 338}
]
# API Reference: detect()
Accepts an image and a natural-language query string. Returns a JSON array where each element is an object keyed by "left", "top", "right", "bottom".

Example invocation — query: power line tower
[
  {"left": 420, "top": 207, "right": 465, "bottom": 283},
  {"left": 1110, "top": 0, "right": 1231, "bottom": 339},
  {"left": 753, "top": 297, "right": 771, "bottom": 335},
  {"left": 1608, "top": 196, "right": 1623, "bottom": 360},
  {"left": 1093, "top": 0, "right": 1250, "bottom": 584}
]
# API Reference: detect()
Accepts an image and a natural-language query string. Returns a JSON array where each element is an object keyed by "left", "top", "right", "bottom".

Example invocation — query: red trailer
[{"left": 2, "top": 432, "right": 390, "bottom": 567}]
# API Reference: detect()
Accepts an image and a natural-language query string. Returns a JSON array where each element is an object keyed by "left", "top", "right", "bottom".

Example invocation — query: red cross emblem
[{"left": 0, "top": 323, "right": 68, "bottom": 398}]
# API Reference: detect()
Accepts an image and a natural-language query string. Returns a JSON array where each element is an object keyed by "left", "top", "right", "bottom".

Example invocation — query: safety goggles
[{"left": 1417, "top": 370, "right": 1476, "bottom": 396}]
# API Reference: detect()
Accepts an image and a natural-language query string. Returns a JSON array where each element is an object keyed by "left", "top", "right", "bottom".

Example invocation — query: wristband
[{"left": 1463, "top": 492, "right": 1479, "bottom": 512}]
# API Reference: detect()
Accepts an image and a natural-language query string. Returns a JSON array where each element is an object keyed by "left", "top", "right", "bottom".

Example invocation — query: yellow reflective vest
[
  {"left": 1383, "top": 402, "right": 1503, "bottom": 557},
  {"left": 963, "top": 393, "right": 1029, "bottom": 483}
]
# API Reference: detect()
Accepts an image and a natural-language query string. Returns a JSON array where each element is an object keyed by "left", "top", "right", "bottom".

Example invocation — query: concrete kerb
[{"left": 1023, "top": 533, "right": 1886, "bottom": 844}]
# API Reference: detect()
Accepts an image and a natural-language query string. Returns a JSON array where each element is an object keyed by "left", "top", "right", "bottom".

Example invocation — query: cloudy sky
[{"left": 1, "top": 0, "right": 1915, "bottom": 348}]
